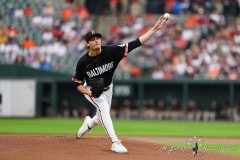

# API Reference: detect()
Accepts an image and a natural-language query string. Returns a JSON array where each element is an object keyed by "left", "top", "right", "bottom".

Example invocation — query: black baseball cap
[{"left": 85, "top": 30, "right": 102, "bottom": 42}]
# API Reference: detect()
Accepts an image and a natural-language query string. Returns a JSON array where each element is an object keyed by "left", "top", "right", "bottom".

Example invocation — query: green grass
[
  {"left": 158, "top": 142, "right": 240, "bottom": 155},
  {"left": 1, "top": 118, "right": 239, "bottom": 155},
  {"left": 0, "top": 118, "right": 240, "bottom": 138}
]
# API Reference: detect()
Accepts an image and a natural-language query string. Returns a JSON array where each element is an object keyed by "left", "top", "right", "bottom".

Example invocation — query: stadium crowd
[{"left": 0, "top": 0, "right": 240, "bottom": 80}]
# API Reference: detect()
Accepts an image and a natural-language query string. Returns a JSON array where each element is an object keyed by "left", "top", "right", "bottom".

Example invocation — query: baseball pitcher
[{"left": 72, "top": 16, "right": 167, "bottom": 153}]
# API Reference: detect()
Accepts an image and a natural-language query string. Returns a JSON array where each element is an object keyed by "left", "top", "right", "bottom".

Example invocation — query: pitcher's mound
[{"left": 0, "top": 135, "right": 239, "bottom": 160}]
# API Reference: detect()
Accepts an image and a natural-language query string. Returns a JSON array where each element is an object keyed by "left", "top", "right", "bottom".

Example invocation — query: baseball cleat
[
  {"left": 76, "top": 116, "right": 91, "bottom": 139},
  {"left": 111, "top": 140, "right": 128, "bottom": 153}
]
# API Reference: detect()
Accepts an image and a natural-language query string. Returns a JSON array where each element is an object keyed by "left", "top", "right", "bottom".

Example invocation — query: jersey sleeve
[
  {"left": 72, "top": 62, "right": 85, "bottom": 86},
  {"left": 112, "top": 38, "right": 142, "bottom": 61}
]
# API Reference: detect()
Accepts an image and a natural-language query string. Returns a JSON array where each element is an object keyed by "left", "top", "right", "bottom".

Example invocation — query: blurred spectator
[
  {"left": 14, "top": 7, "right": 24, "bottom": 18},
  {"left": 43, "top": 2, "right": 56, "bottom": 16},
  {"left": 61, "top": 7, "right": 73, "bottom": 20},
  {"left": 233, "top": 100, "right": 240, "bottom": 122},
  {"left": 61, "top": 21, "right": 76, "bottom": 40},
  {"left": 130, "top": 99, "right": 140, "bottom": 119},
  {"left": 152, "top": 66, "right": 164, "bottom": 79},
  {"left": 14, "top": 54, "right": 25, "bottom": 65},
  {"left": 119, "top": 99, "right": 131, "bottom": 119},
  {"left": 27, "top": 52, "right": 41, "bottom": 69},
  {"left": 42, "top": 29, "right": 53, "bottom": 42},
  {"left": 110, "top": 99, "right": 118, "bottom": 119},
  {"left": 41, "top": 15, "right": 54, "bottom": 29},
  {"left": 76, "top": 5, "right": 89, "bottom": 20},
  {"left": 169, "top": 98, "right": 183, "bottom": 120},
  {"left": 187, "top": 99, "right": 202, "bottom": 121},
  {"left": 56, "top": 41, "right": 67, "bottom": 57},
  {"left": 227, "top": 68, "right": 239, "bottom": 80},
  {"left": 72, "top": 108, "right": 79, "bottom": 118},
  {"left": 0, "top": 26, "right": 9, "bottom": 44},
  {"left": 203, "top": 100, "right": 220, "bottom": 121},
  {"left": 219, "top": 101, "right": 231, "bottom": 120},
  {"left": 78, "top": 104, "right": 91, "bottom": 118},
  {"left": 8, "top": 26, "right": 18, "bottom": 38},
  {"left": 40, "top": 53, "right": 52, "bottom": 70},
  {"left": 23, "top": 4, "right": 33, "bottom": 16},
  {"left": 58, "top": 99, "right": 71, "bottom": 118},
  {"left": 6, "top": 4, "right": 14, "bottom": 17},
  {"left": 22, "top": 37, "right": 35, "bottom": 49},
  {"left": 32, "top": 15, "right": 42, "bottom": 26},
  {"left": 142, "top": 98, "right": 156, "bottom": 120},
  {"left": 51, "top": 26, "right": 64, "bottom": 39},
  {"left": 3, "top": 38, "right": 20, "bottom": 54},
  {"left": 165, "top": 0, "right": 176, "bottom": 13},
  {"left": 156, "top": 100, "right": 166, "bottom": 120}
]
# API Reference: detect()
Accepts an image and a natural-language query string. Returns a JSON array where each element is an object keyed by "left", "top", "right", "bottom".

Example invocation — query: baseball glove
[{"left": 89, "top": 78, "right": 106, "bottom": 98}]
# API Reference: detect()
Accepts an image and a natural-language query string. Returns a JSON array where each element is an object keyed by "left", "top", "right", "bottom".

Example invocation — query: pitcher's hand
[{"left": 153, "top": 16, "right": 167, "bottom": 31}]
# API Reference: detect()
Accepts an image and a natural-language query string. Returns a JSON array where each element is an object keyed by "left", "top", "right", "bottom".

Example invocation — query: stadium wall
[
  {"left": 34, "top": 78, "right": 239, "bottom": 119},
  {"left": 0, "top": 65, "right": 239, "bottom": 119}
]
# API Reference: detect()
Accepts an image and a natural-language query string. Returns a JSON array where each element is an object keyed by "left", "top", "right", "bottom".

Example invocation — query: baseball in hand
[{"left": 163, "top": 13, "right": 170, "bottom": 20}]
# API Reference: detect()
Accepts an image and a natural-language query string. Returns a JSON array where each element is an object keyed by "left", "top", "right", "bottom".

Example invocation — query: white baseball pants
[{"left": 84, "top": 82, "right": 119, "bottom": 143}]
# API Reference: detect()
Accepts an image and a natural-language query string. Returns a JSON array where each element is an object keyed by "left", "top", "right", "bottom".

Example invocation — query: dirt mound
[{"left": 0, "top": 135, "right": 239, "bottom": 160}]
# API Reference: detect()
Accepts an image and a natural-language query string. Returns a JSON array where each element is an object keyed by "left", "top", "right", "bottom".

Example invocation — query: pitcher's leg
[
  {"left": 88, "top": 110, "right": 101, "bottom": 128},
  {"left": 81, "top": 85, "right": 127, "bottom": 153},
  {"left": 89, "top": 96, "right": 118, "bottom": 142},
  {"left": 84, "top": 94, "right": 102, "bottom": 128},
  {"left": 103, "top": 83, "right": 113, "bottom": 107}
]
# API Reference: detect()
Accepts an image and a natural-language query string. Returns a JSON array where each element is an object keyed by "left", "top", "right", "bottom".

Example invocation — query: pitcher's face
[{"left": 87, "top": 37, "right": 101, "bottom": 50}]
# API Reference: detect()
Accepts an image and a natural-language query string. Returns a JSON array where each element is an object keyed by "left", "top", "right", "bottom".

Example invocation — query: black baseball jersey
[{"left": 73, "top": 38, "right": 142, "bottom": 87}]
